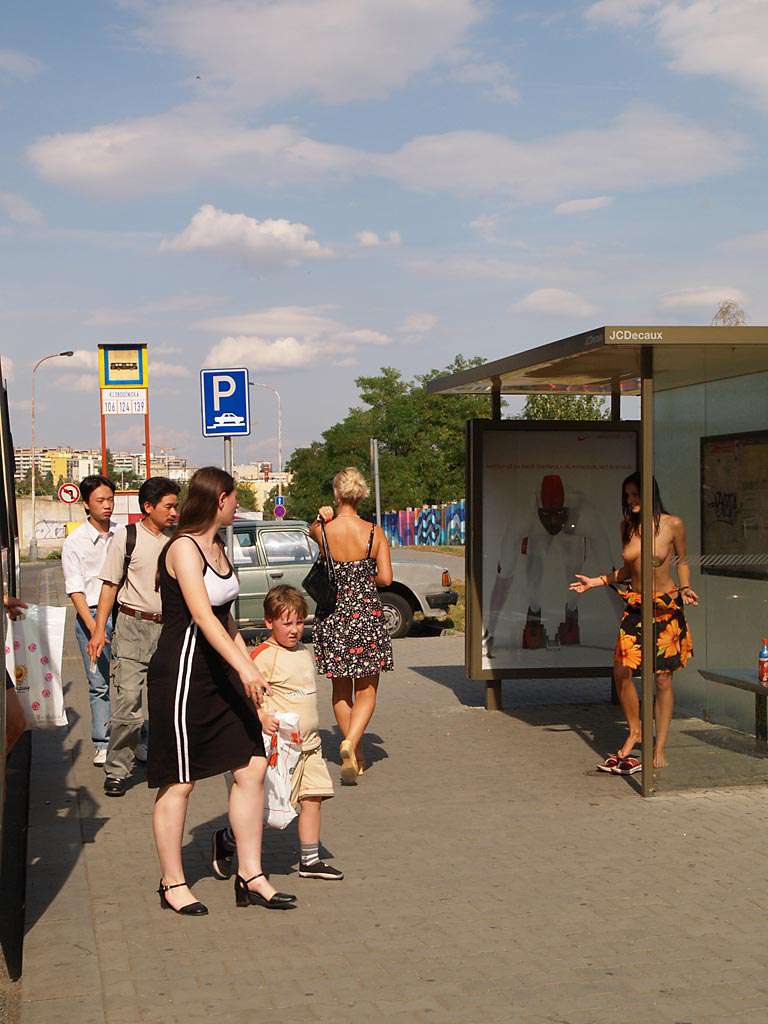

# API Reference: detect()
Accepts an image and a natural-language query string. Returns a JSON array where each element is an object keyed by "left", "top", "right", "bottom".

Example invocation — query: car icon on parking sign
[{"left": 208, "top": 411, "right": 246, "bottom": 430}]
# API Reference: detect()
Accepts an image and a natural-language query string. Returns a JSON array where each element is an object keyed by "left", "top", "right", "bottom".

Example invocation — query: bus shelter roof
[{"left": 425, "top": 325, "right": 768, "bottom": 397}]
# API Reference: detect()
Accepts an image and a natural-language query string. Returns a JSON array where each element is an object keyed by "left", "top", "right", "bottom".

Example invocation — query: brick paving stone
[{"left": 16, "top": 562, "right": 768, "bottom": 1024}]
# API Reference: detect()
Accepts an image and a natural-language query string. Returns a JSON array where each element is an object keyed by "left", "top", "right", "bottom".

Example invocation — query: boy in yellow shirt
[{"left": 211, "top": 585, "right": 342, "bottom": 881}]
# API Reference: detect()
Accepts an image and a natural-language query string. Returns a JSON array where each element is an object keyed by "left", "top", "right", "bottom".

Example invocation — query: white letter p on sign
[{"left": 213, "top": 374, "right": 236, "bottom": 410}]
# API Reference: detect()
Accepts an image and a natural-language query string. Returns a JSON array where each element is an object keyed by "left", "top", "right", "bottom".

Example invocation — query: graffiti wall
[{"left": 381, "top": 500, "right": 465, "bottom": 547}]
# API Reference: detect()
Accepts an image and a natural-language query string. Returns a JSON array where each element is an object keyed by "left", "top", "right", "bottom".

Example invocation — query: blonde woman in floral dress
[
  {"left": 570, "top": 472, "right": 696, "bottom": 773},
  {"left": 310, "top": 468, "right": 394, "bottom": 785}
]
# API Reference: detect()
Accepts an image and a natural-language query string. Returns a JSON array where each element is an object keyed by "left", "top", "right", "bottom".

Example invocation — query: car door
[
  {"left": 230, "top": 526, "right": 270, "bottom": 624},
  {"left": 256, "top": 527, "right": 318, "bottom": 617}
]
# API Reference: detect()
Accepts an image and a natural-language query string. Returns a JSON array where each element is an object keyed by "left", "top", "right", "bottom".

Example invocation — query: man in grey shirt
[{"left": 89, "top": 477, "right": 179, "bottom": 796}]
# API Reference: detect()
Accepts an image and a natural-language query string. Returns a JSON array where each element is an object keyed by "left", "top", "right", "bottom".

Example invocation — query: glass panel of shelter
[{"left": 651, "top": 345, "right": 768, "bottom": 792}]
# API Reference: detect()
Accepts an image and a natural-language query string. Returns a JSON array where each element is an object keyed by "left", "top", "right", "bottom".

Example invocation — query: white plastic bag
[
  {"left": 5, "top": 604, "right": 68, "bottom": 729},
  {"left": 262, "top": 711, "right": 302, "bottom": 829}
]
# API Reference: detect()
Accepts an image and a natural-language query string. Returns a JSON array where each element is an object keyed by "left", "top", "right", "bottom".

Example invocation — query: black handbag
[{"left": 303, "top": 518, "right": 337, "bottom": 619}]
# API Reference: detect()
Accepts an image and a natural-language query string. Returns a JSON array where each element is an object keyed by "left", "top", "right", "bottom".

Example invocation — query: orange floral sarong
[{"left": 614, "top": 589, "right": 693, "bottom": 676}]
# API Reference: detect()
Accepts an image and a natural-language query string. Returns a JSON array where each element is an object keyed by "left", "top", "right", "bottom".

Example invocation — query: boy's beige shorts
[{"left": 291, "top": 747, "right": 334, "bottom": 804}]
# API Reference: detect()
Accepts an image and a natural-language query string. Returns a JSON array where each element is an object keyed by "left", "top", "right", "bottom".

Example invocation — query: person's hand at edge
[{"left": 3, "top": 595, "right": 28, "bottom": 620}]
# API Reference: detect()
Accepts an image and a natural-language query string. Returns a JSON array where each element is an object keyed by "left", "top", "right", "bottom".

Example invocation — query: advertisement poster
[
  {"left": 701, "top": 430, "right": 768, "bottom": 579},
  {"left": 476, "top": 425, "right": 637, "bottom": 675}
]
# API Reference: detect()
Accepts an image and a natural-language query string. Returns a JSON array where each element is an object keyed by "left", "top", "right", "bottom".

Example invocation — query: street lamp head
[{"left": 60, "top": 351, "right": 74, "bottom": 357}]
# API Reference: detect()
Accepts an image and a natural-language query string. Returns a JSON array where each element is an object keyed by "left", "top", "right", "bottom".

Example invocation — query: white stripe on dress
[
  {"left": 179, "top": 624, "right": 197, "bottom": 782},
  {"left": 173, "top": 624, "right": 194, "bottom": 783}
]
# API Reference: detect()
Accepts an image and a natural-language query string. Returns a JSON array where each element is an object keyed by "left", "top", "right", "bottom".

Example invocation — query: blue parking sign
[{"left": 200, "top": 368, "right": 251, "bottom": 437}]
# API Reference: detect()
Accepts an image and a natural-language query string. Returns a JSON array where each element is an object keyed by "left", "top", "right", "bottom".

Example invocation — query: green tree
[
  {"left": 286, "top": 356, "right": 489, "bottom": 520},
  {"left": 521, "top": 394, "right": 609, "bottom": 421},
  {"left": 236, "top": 483, "right": 256, "bottom": 510}
]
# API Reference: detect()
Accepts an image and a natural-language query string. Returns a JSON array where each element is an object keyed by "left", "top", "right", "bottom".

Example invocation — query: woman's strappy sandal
[
  {"left": 157, "top": 880, "right": 208, "bottom": 916},
  {"left": 234, "top": 873, "right": 296, "bottom": 909}
]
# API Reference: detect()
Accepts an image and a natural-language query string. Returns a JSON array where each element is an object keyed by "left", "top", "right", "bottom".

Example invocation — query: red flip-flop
[
  {"left": 616, "top": 756, "right": 642, "bottom": 775},
  {"left": 596, "top": 753, "right": 621, "bottom": 774}
]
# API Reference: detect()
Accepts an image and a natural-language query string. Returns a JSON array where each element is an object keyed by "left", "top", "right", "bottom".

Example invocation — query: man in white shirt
[{"left": 61, "top": 475, "right": 117, "bottom": 765}]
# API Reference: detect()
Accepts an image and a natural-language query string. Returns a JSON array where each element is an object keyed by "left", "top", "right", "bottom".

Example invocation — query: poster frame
[
  {"left": 465, "top": 418, "right": 640, "bottom": 681},
  {"left": 700, "top": 427, "right": 768, "bottom": 581}
]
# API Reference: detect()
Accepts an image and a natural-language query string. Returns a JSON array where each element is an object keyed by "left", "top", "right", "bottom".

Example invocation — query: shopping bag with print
[
  {"left": 7, "top": 604, "right": 68, "bottom": 729},
  {"left": 262, "top": 711, "right": 302, "bottom": 829}
]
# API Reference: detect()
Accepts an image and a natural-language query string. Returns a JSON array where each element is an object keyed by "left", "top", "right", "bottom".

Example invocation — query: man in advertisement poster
[{"left": 483, "top": 474, "right": 611, "bottom": 659}]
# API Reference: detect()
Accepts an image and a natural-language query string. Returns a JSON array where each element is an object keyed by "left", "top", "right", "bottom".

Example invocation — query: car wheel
[{"left": 379, "top": 592, "right": 414, "bottom": 639}]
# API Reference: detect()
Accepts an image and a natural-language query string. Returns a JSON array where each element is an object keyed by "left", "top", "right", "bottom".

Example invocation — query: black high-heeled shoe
[
  {"left": 157, "top": 879, "right": 209, "bottom": 916},
  {"left": 234, "top": 873, "right": 296, "bottom": 909}
]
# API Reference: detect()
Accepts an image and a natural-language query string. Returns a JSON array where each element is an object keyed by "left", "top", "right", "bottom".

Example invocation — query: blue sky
[{"left": 2, "top": 0, "right": 766, "bottom": 466}]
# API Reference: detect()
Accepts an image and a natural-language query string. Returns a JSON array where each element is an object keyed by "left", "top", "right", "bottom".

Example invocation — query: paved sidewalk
[{"left": 18, "top": 563, "right": 768, "bottom": 1024}]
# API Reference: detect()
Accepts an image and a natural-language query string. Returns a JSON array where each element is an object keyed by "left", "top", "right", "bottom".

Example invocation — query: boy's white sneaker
[
  {"left": 299, "top": 861, "right": 344, "bottom": 880},
  {"left": 93, "top": 748, "right": 107, "bottom": 767}
]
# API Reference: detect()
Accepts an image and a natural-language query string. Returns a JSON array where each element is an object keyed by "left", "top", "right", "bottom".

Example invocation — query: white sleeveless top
[{"left": 203, "top": 563, "right": 239, "bottom": 607}]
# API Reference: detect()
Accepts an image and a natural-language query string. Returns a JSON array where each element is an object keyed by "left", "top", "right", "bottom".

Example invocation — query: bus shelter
[{"left": 427, "top": 325, "right": 768, "bottom": 796}]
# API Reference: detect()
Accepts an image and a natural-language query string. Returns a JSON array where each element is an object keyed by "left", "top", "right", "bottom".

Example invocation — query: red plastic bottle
[{"left": 759, "top": 638, "right": 768, "bottom": 685}]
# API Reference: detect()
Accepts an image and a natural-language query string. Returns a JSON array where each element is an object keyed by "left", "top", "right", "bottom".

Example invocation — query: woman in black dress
[
  {"left": 310, "top": 467, "right": 394, "bottom": 785},
  {"left": 148, "top": 467, "right": 295, "bottom": 914}
]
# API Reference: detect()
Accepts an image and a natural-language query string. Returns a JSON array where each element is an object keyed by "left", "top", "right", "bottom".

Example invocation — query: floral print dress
[
  {"left": 613, "top": 588, "right": 693, "bottom": 676},
  {"left": 312, "top": 526, "right": 395, "bottom": 680}
]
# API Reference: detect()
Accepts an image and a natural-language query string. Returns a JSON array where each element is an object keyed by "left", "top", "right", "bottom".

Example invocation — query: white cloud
[
  {"left": 0, "top": 190, "right": 44, "bottom": 226},
  {"left": 67, "top": 350, "right": 98, "bottom": 370},
  {"left": 588, "top": 1, "right": 768, "bottom": 109},
  {"left": 202, "top": 305, "right": 392, "bottom": 372},
  {"left": 134, "top": 0, "right": 483, "bottom": 106},
  {"left": 84, "top": 294, "right": 226, "bottom": 327},
  {"left": 469, "top": 214, "right": 502, "bottom": 241},
  {"left": 410, "top": 255, "right": 532, "bottom": 281},
  {"left": 205, "top": 335, "right": 321, "bottom": 371},
  {"left": 152, "top": 361, "right": 191, "bottom": 378},
  {"left": 160, "top": 204, "right": 332, "bottom": 267},
  {"left": 0, "top": 50, "right": 42, "bottom": 79},
  {"left": 28, "top": 109, "right": 360, "bottom": 197},
  {"left": 55, "top": 373, "right": 98, "bottom": 393},
  {"left": 726, "top": 229, "right": 768, "bottom": 252},
  {"left": 382, "top": 107, "right": 741, "bottom": 201},
  {"left": 0, "top": 354, "right": 14, "bottom": 381},
  {"left": 29, "top": 105, "right": 739, "bottom": 204},
  {"left": 447, "top": 57, "right": 519, "bottom": 103},
  {"left": 400, "top": 312, "right": 439, "bottom": 344},
  {"left": 197, "top": 306, "right": 342, "bottom": 338},
  {"left": 511, "top": 288, "right": 597, "bottom": 317},
  {"left": 553, "top": 196, "right": 614, "bottom": 215},
  {"left": 586, "top": 1, "right": 660, "bottom": 28},
  {"left": 356, "top": 229, "right": 402, "bottom": 248},
  {"left": 660, "top": 286, "right": 748, "bottom": 310}
]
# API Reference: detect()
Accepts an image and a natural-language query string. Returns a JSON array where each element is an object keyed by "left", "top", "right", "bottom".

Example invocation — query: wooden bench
[{"left": 699, "top": 668, "right": 768, "bottom": 748}]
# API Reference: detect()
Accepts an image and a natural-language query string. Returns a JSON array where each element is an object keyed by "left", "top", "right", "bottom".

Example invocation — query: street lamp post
[
  {"left": 249, "top": 381, "right": 283, "bottom": 473},
  {"left": 30, "top": 351, "right": 74, "bottom": 559}
]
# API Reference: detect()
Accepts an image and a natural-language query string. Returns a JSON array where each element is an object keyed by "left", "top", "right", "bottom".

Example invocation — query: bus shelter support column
[
  {"left": 486, "top": 680, "right": 503, "bottom": 710},
  {"left": 490, "top": 377, "right": 502, "bottom": 421},
  {"left": 640, "top": 347, "right": 655, "bottom": 797}
]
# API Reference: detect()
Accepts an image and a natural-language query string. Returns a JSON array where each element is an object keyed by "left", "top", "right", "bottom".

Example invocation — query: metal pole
[
  {"left": 248, "top": 381, "right": 283, "bottom": 473},
  {"left": 30, "top": 368, "right": 37, "bottom": 560},
  {"left": 491, "top": 377, "right": 502, "bottom": 421},
  {"left": 640, "top": 347, "right": 655, "bottom": 797},
  {"left": 224, "top": 436, "right": 234, "bottom": 567},
  {"left": 370, "top": 438, "right": 382, "bottom": 525}
]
